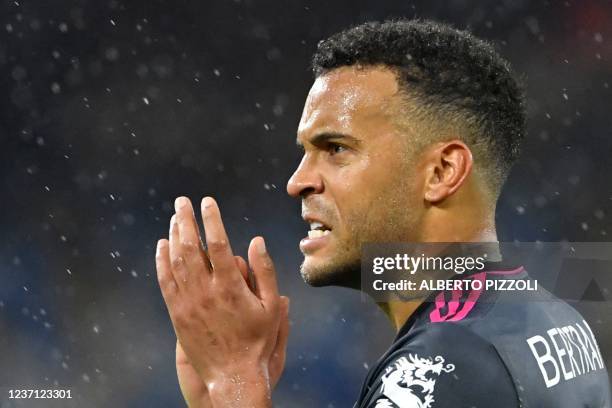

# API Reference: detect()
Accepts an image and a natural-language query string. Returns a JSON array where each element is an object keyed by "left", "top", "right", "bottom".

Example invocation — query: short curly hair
[{"left": 312, "top": 19, "right": 526, "bottom": 195}]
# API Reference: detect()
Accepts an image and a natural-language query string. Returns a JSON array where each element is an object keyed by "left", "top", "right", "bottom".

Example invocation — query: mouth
[
  {"left": 300, "top": 217, "right": 333, "bottom": 253},
  {"left": 307, "top": 221, "right": 332, "bottom": 239}
]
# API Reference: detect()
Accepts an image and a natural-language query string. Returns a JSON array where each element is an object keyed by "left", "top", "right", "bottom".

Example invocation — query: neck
[{"left": 377, "top": 225, "right": 498, "bottom": 333}]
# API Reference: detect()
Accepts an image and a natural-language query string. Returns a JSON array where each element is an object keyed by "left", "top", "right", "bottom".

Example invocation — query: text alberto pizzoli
[{"left": 371, "top": 254, "right": 537, "bottom": 292}]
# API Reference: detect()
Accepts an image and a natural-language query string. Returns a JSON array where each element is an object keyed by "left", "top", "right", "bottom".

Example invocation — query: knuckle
[
  {"left": 207, "top": 238, "right": 228, "bottom": 253},
  {"left": 258, "top": 255, "right": 274, "bottom": 270},
  {"left": 161, "top": 278, "right": 177, "bottom": 292},
  {"left": 171, "top": 256, "right": 185, "bottom": 269},
  {"left": 180, "top": 240, "right": 198, "bottom": 254}
]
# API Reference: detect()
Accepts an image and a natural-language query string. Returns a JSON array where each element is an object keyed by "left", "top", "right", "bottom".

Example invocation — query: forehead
[{"left": 297, "top": 66, "right": 401, "bottom": 139}]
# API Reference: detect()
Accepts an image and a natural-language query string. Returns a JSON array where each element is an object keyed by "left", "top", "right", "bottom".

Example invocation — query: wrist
[{"left": 207, "top": 367, "right": 271, "bottom": 408}]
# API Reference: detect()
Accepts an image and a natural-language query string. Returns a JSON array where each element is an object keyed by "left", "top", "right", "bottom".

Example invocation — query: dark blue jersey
[{"left": 355, "top": 265, "right": 611, "bottom": 408}]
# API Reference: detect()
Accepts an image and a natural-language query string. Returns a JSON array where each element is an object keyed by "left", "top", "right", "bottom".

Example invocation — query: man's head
[{"left": 287, "top": 19, "right": 525, "bottom": 288}]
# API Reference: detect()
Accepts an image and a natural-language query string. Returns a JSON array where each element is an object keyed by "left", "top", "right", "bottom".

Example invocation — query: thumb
[{"left": 270, "top": 296, "right": 290, "bottom": 387}]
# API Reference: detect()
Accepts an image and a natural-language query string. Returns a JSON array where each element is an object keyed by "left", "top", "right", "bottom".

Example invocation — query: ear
[{"left": 423, "top": 140, "right": 473, "bottom": 203}]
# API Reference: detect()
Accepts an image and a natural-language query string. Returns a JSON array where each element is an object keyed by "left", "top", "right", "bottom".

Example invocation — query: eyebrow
[{"left": 295, "top": 132, "right": 361, "bottom": 148}]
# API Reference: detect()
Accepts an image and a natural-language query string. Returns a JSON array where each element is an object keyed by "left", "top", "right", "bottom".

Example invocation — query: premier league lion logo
[{"left": 374, "top": 354, "right": 455, "bottom": 408}]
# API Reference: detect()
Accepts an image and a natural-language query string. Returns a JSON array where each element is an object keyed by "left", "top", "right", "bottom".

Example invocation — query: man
[{"left": 156, "top": 20, "right": 611, "bottom": 407}]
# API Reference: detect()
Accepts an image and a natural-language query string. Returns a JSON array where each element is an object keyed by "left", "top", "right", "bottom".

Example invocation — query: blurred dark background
[{"left": 1, "top": 0, "right": 611, "bottom": 407}]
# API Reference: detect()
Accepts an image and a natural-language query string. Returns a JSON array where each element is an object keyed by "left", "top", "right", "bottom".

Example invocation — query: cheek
[
  {"left": 327, "top": 150, "right": 415, "bottom": 238},
  {"left": 346, "top": 171, "right": 419, "bottom": 242},
  {"left": 323, "top": 159, "right": 372, "bottom": 219}
]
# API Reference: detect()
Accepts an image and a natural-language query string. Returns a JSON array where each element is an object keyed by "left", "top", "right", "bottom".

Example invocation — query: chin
[{"left": 300, "top": 256, "right": 361, "bottom": 288}]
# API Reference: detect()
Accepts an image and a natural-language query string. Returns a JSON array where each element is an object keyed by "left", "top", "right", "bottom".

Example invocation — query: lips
[
  {"left": 307, "top": 221, "right": 331, "bottom": 239},
  {"left": 301, "top": 216, "right": 333, "bottom": 253}
]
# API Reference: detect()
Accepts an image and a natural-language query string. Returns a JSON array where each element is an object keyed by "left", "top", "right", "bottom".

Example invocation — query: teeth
[
  {"left": 310, "top": 222, "right": 324, "bottom": 231},
  {"left": 308, "top": 229, "right": 331, "bottom": 239}
]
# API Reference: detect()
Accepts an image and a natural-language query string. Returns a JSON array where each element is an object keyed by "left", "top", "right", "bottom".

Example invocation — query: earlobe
[{"left": 423, "top": 141, "right": 473, "bottom": 203}]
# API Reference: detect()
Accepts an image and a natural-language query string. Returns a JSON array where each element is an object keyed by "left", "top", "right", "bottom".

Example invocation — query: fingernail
[
  {"left": 175, "top": 197, "right": 188, "bottom": 211},
  {"left": 202, "top": 196, "right": 214, "bottom": 210},
  {"left": 257, "top": 237, "right": 266, "bottom": 255},
  {"left": 156, "top": 239, "right": 167, "bottom": 255}
]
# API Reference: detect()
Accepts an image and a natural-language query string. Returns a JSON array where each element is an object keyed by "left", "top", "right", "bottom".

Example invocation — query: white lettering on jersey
[
  {"left": 375, "top": 354, "right": 455, "bottom": 408},
  {"left": 527, "top": 320, "right": 605, "bottom": 388}
]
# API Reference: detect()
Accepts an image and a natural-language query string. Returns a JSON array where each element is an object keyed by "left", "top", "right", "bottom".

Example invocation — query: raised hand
[{"left": 156, "top": 197, "right": 288, "bottom": 408}]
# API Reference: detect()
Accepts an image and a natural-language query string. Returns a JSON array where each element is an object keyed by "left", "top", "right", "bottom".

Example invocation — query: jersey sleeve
[{"left": 361, "top": 323, "right": 519, "bottom": 408}]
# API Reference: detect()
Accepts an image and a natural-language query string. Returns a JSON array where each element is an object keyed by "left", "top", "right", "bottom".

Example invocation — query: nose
[{"left": 286, "top": 155, "right": 323, "bottom": 198}]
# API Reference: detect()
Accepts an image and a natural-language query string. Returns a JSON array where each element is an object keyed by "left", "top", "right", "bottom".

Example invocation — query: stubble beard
[
  {"left": 299, "top": 240, "right": 361, "bottom": 288},
  {"left": 300, "top": 204, "right": 416, "bottom": 289},
  {"left": 300, "top": 175, "right": 419, "bottom": 290}
]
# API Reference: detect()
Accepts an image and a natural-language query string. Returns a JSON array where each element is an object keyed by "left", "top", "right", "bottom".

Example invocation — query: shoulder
[{"left": 359, "top": 322, "right": 519, "bottom": 408}]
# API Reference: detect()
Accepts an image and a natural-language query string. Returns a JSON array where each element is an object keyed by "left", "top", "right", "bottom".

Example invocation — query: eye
[{"left": 328, "top": 143, "right": 347, "bottom": 156}]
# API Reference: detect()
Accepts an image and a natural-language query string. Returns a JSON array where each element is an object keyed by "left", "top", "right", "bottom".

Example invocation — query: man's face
[{"left": 287, "top": 66, "right": 425, "bottom": 287}]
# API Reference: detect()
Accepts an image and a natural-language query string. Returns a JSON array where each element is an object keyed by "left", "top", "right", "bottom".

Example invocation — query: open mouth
[{"left": 308, "top": 221, "right": 332, "bottom": 239}]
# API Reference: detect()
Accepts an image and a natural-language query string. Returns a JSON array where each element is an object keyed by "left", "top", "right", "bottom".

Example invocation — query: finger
[
  {"left": 175, "top": 197, "right": 199, "bottom": 245},
  {"left": 201, "top": 238, "right": 213, "bottom": 271},
  {"left": 248, "top": 236, "right": 279, "bottom": 307},
  {"left": 270, "top": 296, "right": 290, "bottom": 386},
  {"left": 200, "top": 197, "right": 241, "bottom": 283},
  {"left": 174, "top": 197, "right": 211, "bottom": 281},
  {"left": 169, "top": 214, "right": 188, "bottom": 289},
  {"left": 234, "top": 255, "right": 257, "bottom": 292},
  {"left": 275, "top": 296, "right": 290, "bottom": 354},
  {"left": 234, "top": 255, "right": 249, "bottom": 282},
  {"left": 156, "top": 239, "right": 178, "bottom": 301}
]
